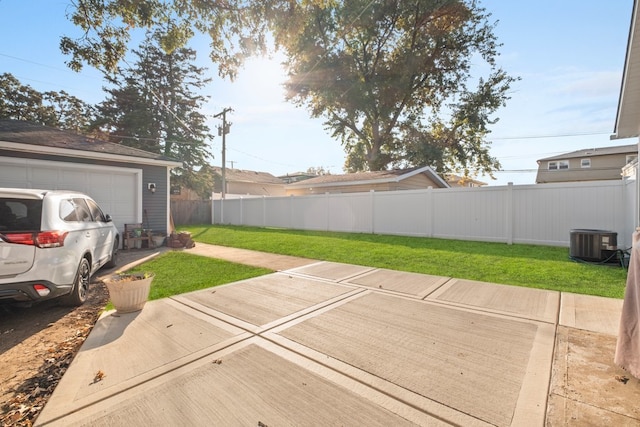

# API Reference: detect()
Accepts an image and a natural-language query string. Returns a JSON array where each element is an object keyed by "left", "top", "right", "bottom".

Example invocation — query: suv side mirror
[{"left": 105, "top": 214, "right": 113, "bottom": 222}]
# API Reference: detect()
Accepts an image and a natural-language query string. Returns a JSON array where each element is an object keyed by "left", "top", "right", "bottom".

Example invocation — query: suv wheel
[{"left": 61, "top": 257, "right": 91, "bottom": 306}]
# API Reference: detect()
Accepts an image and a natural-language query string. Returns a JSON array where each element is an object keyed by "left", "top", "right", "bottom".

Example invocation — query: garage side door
[{"left": 0, "top": 157, "right": 139, "bottom": 233}]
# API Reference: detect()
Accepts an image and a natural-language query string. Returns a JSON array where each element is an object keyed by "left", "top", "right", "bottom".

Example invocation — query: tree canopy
[
  {"left": 95, "top": 28, "right": 214, "bottom": 198},
  {"left": 61, "top": 0, "right": 517, "bottom": 178},
  {"left": 0, "top": 73, "right": 96, "bottom": 131},
  {"left": 272, "top": 0, "right": 517, "bottom": 174},
  {"left": 61, "top": 0, "right": 268, "bottom": 78}
]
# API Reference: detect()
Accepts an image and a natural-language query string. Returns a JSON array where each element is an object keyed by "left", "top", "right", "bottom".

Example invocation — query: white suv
[{"left": 0, "top": 188, "right": 119, "bottom": 306}]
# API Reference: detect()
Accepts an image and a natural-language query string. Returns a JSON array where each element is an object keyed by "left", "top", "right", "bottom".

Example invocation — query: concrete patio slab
[
  {"left": 343, "top": 268, "right": 450, "bottom": 298},
  {"left": 174, "top": 273, "right": 359, "bottom": 330},
  {"left": 559, "top": 293, "right": 622, "bottom": 335},
  {"left": 42, "top": 338, "right": 435, "bottom": 427},
  {"left": 185, "top": 243, "right": 315, "bottom": 271},
  {"left": 34, "top": 246, "right": 640, "bottom": 426},
  {"left": 275, "top": 291, "right": 554, "bottom": 427},
  {"left": 288, "top": 261, "right": 376, "bottom": 281},
  {"left": 426, "top": 278, "right": 560, "bottom": 323},
  {"left": 37, "top": 298, "right": 251, "bottom": 423}
]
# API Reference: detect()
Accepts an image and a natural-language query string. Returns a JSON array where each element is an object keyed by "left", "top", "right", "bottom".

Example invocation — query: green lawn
[
  {"left": 176, "top": 224, "right": 629, "bottom": 299},
  {"left": 104, "top": 250, "right": 272, "bottom": 310}
]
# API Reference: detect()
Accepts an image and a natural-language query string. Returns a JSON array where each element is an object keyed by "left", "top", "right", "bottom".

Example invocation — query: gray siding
[{"left": 141, "top": 165, "right": 169, "bottom": 233}]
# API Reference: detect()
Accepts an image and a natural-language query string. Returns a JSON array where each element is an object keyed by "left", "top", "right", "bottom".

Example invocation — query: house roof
[
  {"left": 444, "top": 174, "right": 488, "bottom": 187},
  {"left": 212, "top": 167, "right": 284, "bottom": 185},
  {"left": 613, "top": 0, "right": 640, "bottom": 139},
  {"left": 0, "top": 120, "right": 182, "bottom": 167},
  {"left": 537, "top": 144, "right": 638, "bottom": 162},
  {"left": 285, "top": 166, "right": 449, "bottom": 188}
]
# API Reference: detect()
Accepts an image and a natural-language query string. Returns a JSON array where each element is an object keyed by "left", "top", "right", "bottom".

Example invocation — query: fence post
[
  {"left": 427, "top": 186, "right": 433, "bottom": 238},
  {"left": 506, "top": 182, "right": 513, "bottom": 245},
  {"left": 220, "top": 198, "right": 224, "bottom": 224},
  {"left": 370, "top": 190, "right": 375, "bottom": 234},
  {"left": 210, "top": 197, "right": 215, "bottom": 224},
  {"left": 289, "top": 195, "right": 294, "bottom": 229},
  {"left": 325, "top": 192, "right": 330, "bottom": 231},
  {"left": 239, "top": 197, "right": 243, "bottom": 225},
  {"left": 262, "top": 196, "right": 266, "bottom": 227}
]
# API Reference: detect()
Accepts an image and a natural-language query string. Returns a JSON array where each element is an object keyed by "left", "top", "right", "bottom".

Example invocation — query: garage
[
  {"left": 0, "top": 120, "right": 182, "bottom": 238},
  {"left": 0, "top": 157, "right": 139, "bottom": 229}
]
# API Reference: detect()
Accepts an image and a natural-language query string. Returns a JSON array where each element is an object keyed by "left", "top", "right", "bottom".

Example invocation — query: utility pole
[{"left": 214, "top": 108, "right": 232, "bottom": 199}]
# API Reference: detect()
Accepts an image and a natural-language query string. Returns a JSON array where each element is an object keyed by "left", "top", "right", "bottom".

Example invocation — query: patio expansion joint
[
  {"left": 169, "top": 285, "right": 370, "bottom": 339},
  {"left": 167, "top": 289, "right": 479, "bottom": 424},
  {"left": 36, "top": 330, "right": 255, "bottom": 426},
  {"left": 258, "top": 332, "right": 478, "bottom": 427},
  {"left": 41, "top": 285, "right": 374, "bottom": 426}
]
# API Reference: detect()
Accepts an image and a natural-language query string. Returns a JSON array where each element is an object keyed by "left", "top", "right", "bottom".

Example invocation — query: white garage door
[{"left": 0, "top": 157, "right": 141, "bottom": 233}]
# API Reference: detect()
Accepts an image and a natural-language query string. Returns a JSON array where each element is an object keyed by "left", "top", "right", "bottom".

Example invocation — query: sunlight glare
[{"left": 238, "top": 52, "right": 289, "bottom": 101}]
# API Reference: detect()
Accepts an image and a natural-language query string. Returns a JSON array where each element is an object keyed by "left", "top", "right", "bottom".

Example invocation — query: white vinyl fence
[{"left": 213, "top": 179, "right": 637, "bottom": 248}]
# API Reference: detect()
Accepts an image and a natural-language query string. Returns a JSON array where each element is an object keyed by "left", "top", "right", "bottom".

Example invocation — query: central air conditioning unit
[{"left": 569, "top": 229, "right": 618, "bottom": 262}]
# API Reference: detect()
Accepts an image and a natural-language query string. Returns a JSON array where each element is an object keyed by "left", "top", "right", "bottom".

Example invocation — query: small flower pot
[
  {"left": 151, "top": 234, "right": 165, "bottom": 247},
  {"left": 104, "top": 273, "right": 154, "bottom": 313}
]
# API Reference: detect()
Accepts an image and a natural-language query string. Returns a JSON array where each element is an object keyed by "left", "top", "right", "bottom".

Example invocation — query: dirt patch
[
  {"left": 0, "top": 280, "right": 108, "bottom": 426},
  {"left": 546, "top": 326, "right": 640, "bottom": 425}
]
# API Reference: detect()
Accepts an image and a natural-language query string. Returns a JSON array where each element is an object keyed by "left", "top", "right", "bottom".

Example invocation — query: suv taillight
[{"left": 3, "top": 231, "right": 68, "bottom": 248}]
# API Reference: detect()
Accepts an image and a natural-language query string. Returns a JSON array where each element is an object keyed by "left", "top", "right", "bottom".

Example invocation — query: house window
[
  {"left": 581, "top": 158, "right": 591, "bottom": 168},
  {"left": 548, "top": 160, "right": 569, "bottom": 171}
]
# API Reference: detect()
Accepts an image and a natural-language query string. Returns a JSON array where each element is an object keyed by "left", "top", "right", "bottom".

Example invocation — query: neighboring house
[
  {"left": 285, "top": 166, "right": 449, "bottom": 196},
  {"left": 0, "top": 120, "right": 182, "bottom": 238},
  {"left": 212, "top": 167, "right": 286, "bottom": 198},
  {"left": 445, "top": 174, "right": 487, "bottom": 188},
  {"left": 535, "top": 144, "right": 638, "bottom": 184},
  {"left": 279, "top": 172, "right": 319, "bottom": 184}
]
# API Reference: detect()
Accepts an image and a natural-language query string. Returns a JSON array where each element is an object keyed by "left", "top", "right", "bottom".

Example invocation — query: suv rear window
[{"left": 0, "top": 198, "right": 42, "bottom": 232}]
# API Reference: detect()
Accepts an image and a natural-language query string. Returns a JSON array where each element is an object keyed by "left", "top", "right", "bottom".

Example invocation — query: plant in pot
[
  {"left": 103, "top": 272, "right": 154, "bottom": 313},
  {"left": 133, "top": 228, "right": 143, "bottom": 248}
]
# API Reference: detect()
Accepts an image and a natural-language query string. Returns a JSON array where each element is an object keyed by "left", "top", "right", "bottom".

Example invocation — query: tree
[
  {"left": 61, "top": 0, "right": 516, "bottom": 177},
  {"left": 272, "top": 0, "right": 517, "bottom": 176},
  {"left": 0, "top": 73, "right": 96, "bottom": 131},
  {"left": 95, "top": 28, "right": 214, "bottom": 198},
  {"left": 61, "top": 0, "right": 268, "bottom": 78}
]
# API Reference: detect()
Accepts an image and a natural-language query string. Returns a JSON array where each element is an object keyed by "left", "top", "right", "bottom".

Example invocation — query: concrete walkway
[{"left": 35, "top": 244, "right": 640, "bottom": 426}]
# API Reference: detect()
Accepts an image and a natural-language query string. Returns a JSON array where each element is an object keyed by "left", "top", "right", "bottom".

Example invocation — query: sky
[{"left": 0, "top": 0, "right": 636, "bottom": 186}]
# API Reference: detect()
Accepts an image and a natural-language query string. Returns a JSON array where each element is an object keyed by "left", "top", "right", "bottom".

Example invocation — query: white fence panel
[
  {"left": 242, "top": 198, "right": 265, "bottom": 226},
  {"left": 373, "top": 189, "right": 430, "bottom": 236},
  {"left": 212, "top": 179, "right": 637, "bottom": 248},
  {"left": 290, "top": 195, "right": 329, "bottom": 230},
  {"left": 327, "top": 193, "right": 372, "bottom": 233},
  {"left": 511, "top": 181, "right": 627, "bottom": 246},
  {"left": 263, "top": 197, "right": 291, "bottom": 228},
  {"left": 431, "top": 186, "right": 509, "bottom": 242}
]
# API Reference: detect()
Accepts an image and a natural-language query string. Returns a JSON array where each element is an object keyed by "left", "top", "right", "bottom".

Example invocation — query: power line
[{"left": 490, "top": 131, "right": 613, "bottom": 140}]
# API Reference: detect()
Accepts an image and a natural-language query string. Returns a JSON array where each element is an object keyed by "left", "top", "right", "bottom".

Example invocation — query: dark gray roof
[
  {"left": 0, "top": 120, "right": 179, "bottom": 162},
  {"left": 538, "top": 144, "right": 638, "bottom": 162}
]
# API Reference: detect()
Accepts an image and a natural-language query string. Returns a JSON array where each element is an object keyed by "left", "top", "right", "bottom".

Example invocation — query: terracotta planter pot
[{"left": 104, "top": 273, "right": 154, "bottom": 313}]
